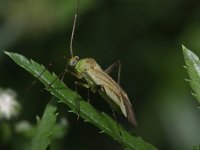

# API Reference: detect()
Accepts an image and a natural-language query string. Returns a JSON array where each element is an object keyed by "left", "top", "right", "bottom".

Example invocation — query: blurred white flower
[
  {"left": 0, "top": 88, "right": 20, "bottom": 120},
  {"left": 15, "top": 120, "right": 32, "bottom": 133},
  {"left": 60, "top": 117, "right": 68, "bottom": 126}
]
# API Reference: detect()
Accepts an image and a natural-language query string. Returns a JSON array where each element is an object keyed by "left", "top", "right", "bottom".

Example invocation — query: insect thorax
[{"left": 75, "top": 58, "right": 100, "bottom": 73}]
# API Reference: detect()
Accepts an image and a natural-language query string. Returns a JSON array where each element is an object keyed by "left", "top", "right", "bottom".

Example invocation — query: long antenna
[{"left": 70, "top": 0, "right": 80, "bottom": 57}]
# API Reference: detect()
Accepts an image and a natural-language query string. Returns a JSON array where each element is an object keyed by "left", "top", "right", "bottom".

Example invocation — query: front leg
[
  {"left": 75, "top": 81, "right": 91, "bottom": 102},
  {"left": 75, "top": 81, "right": 90, "bottom": 89},
  {"left": 74, "top": 81, "right": 91, "bottom": 120},
  {"left": 67, "top": 70, "right": 83, "bottom": 79}
]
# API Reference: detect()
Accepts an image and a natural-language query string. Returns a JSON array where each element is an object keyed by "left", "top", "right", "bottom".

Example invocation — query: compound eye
[
  {"left": 70, "top": 59, "right": 77, "bottom": 66},
  {"left": 69, "top": 56, "right": 79, "bottom": 66}
]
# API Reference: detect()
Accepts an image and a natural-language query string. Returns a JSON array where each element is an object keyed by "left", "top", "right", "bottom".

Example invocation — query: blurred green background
[{"left": 0, "top": 0, "right": 200, "bottom": 150}]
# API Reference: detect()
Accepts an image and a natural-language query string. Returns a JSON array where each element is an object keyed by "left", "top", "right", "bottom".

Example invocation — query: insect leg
[
  {"left": 75, "top": 81, "right": 90, "bottom": 102},
  {"left": 60, "top": 63, "right": 71, "bottom": 81},
  {"left": 67, "top": 70, "right": 82, "bottom": 79},
  {"left": 28, "top": 56, "right": 68, "bottom": 92},
  {"left": 87, "top": 88, "right": 90, "bottom": 103},
  {"left": 75, "top": 81, "right": 90, "bottom": 120},
  {"left": 26, "top": 62, "right": 52, "bottom": 92},
  {"left": 104, "top": 60, "right": 121, "bottom": 85},
  {"left": 42, "top": 71, "right": 66, "bottom": 91},
  {"left": 74, "top": 82, "right": 80, "bottom": 120},
  {"left": 75, "top": 81, "right": 90, "bottom": 89},
  {"left": 60, "top": 70, "right": 67, "bottom": 81},
  {"left": 110, "top": 106, "right": 123, "bottom": 139},
  {"left": 43, "top": 64, "right": 71, "bottom": 90},
  {"left": 99, "top": 85, "right": 123, "bottom": 139}
]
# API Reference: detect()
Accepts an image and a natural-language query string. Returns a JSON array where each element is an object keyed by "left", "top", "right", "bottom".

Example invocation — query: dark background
[{"left": 0, "top": 0, "right": 200, "bottom": 149}]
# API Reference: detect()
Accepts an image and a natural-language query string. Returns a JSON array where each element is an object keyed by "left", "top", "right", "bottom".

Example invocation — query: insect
[{"left": 66, "top": 0, "right": 137, "bottom": 127}]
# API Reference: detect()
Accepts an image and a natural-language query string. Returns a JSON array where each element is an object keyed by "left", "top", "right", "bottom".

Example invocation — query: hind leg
[{"left": 104, "top": 60, "right": 121, "bottom": 85}]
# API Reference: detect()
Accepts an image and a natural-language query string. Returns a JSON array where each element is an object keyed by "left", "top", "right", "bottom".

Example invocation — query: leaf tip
[
  {"left": 182, "top": 44, "right": 188, "bottom": 55},
  {"left": 182, "top": 44, "right": 186, "bottom": 50},
  {"left": 4, "top": 51, "right": 10, "bottom": 56},
  {"left": 4, "top": 51, "right": 15, "bottom": 59}
]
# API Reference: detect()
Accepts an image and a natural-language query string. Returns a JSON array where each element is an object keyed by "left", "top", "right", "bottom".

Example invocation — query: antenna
[{"left": 70, "top": 0, "right": 80, "bottom": 57}]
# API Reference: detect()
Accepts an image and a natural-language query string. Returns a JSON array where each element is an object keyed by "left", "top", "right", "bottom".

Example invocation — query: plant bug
[{"left": 65, "top": 0, "right": 137, "bottom": 127}]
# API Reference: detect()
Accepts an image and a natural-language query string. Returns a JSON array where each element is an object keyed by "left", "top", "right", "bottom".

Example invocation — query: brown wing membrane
[{"left": 123, "top": 98, "right": 138, "bottom": 127}]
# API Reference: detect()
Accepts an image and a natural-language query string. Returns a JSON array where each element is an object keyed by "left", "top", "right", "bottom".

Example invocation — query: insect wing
[{"left": 85, "top": 66, "right": 137, "bottom": 126}]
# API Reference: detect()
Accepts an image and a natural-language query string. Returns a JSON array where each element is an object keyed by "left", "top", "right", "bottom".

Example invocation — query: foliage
[
  {"left": 5, "top": 51, "right": 157, "bottom": 150},
  {"left": 31, "top": 98, "right": 58, "bottom": 150},
  {"left": 183, "top": 45, "right": 200, "bottom": 104}
]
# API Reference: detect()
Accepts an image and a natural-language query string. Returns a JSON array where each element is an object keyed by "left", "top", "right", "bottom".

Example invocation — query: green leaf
[
  {"left": 31, "top": 98, "right": 58, "bottom": 150},
  {"left": 5, "top": 51, "right": 157, "bottom": 150},
  {"left": 183, "top": 45, "right": 200, "bottom": 103}
]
